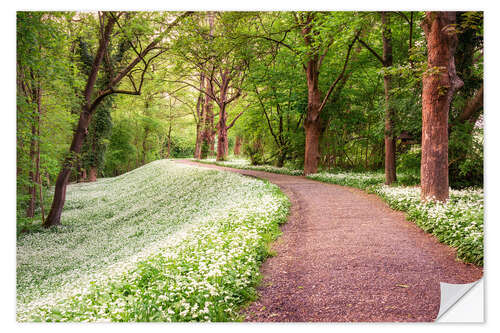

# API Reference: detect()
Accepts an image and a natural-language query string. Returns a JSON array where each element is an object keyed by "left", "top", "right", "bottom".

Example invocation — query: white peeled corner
[{"left": 435, "top": 278, "right": 483, "bottom": 322}]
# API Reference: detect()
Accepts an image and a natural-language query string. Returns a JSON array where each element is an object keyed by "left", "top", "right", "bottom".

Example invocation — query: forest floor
[{"left": 178, "top": 160, "right": 483, "bottom": 322}]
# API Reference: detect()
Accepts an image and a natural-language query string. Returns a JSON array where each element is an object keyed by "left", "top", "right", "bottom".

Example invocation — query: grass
[
  {"left": 17, "top": 160, "right": 289, "bottom": 322},
  {"left": 193, "top": 157, "right": 483, "bottom": 266}
]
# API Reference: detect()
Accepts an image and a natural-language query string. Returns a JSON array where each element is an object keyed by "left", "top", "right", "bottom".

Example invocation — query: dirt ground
[{"left": 178, "top": 160, "right": 483, "bottom": 322}]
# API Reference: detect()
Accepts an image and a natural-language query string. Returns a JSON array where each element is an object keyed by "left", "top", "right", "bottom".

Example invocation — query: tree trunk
[
  {"left": 194, "top": 122, "right": 202, "bottom": 159},
  {"left": 420, "top": 11, "right": 463, "bottom": 202},
  {"left": 79, "top": 168, "right": 87, "bottom": 182},
  {"left": 381, "top": 12, "right": 397, "bottom": 185},
  {"left": 234, "top": 136, "right": 242, "bottom": 155},
  {"left": 88, "top": 166, "right": 98, "bottom": 182},
  {"left": 26, "top": 86, "right": 42, "bottom": 218},
  {"left": 277, "top": 150, "right": 286, "bottom": 168},
  {"left": 193, "top": 80, "right": 205, "bottom": 159},
  {"left": 141, "top": 127, "right": 149, "bottom": 165},
  {"left": 303, "top": 55, "right": 322, "bottom": 175},
  {"left": 200, "top": 76, "right": 214, "bottom": 159},
  {"left": 26, "top": 117, "right": 37, "bottom": 218},
  {"left": 216, "top": 104, "right": 228, "bottom": 161},
  {"left": 44, "top": 108, "right": 92, "bottom": 227},
  {"left": 167, "top": 123, "right": 172, "bottom": 158}
]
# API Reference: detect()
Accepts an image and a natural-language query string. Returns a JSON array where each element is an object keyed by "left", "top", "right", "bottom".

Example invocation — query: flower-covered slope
[{"left": 17, "top": 160, "right": 289, "bottom": 321}]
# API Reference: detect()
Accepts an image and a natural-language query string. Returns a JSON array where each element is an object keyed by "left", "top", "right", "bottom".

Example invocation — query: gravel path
[{"left": 178, "top": 160, "right": 483, "bottom": 322}]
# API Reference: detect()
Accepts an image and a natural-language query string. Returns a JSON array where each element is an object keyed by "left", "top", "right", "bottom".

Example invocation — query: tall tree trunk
[
  {"left": 303, "top": 56, "right": 322, "bottom": 175},
  {"left": 34, "top": 89, "right": 42, "bottom": 214},
  {"left": 200, "top": 76, "right": 214, "bottom": 159},
  {"left": 421, "top": 11, "right": 463, "bottom": 202},
  {"left": 381, "top": 12, "right": 397, "bottom": 185},
  {"left": 26, "top": 86, "right": 42, "bottom": 218},
  {"left": 216, "top": 104, "right": 228, "bottom": 161},
  {"left": 193, "top": 77, "right": 205, "bottom": 159},
  {"left": 26, "top": 116, "right": 37, "bottom": 218}
]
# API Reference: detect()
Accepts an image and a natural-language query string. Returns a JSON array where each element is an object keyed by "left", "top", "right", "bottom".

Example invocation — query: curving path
[{"left": 178, "top": 160, "right": 483, "bottom": 322}]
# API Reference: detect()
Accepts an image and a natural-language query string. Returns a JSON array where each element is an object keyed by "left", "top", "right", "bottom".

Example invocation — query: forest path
[{"left": 177, "top": 160, "right": 482, "bottom": 322}]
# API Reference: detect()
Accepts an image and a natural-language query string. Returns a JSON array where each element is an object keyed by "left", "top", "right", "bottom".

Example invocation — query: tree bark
[
  {"left": 303, "top": 54, "right": 322, "bottom": 175},
  {"left": 216, "top": 104, "right": 228, "bottom": 161},
  {"left": 44, "top": 109, "right": 92, "bottom": 227},
  {"left": 421, "top": 11, "right": 463, "bottom": 202},
  {"left": 381, "top": 12, "right": 397, "bottom": 185}
]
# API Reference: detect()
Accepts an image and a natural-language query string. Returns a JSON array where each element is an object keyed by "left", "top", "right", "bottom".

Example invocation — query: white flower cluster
[
  {"left": 372, "top": 186, "right": 483, "bottom": 265},
  {"left": 17, "top": 160, "right": 289, "bottom": 321},
  {"left": 194, "top": 158, "right": 304, "bottom": 176}
]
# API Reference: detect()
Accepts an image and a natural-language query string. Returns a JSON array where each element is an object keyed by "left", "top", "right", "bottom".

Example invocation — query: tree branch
[
  {"left": 226, "top": 106, "right": 248, "bottom": 130},
  {"left": 357, "top": 38, "right": 384, "bottom": 64},
  {"left": 318, "top": 31, "right": 360, "bottom": 113}
]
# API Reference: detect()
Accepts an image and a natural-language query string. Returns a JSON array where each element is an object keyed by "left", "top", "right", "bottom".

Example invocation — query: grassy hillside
[{"left": 17, "top": 160, "right": 289, "bottom": 321}]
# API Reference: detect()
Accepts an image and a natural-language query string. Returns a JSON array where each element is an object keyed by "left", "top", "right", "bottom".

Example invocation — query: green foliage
[
  {"left": 448, "top": 124, "right": 483, "bottom": 188},
  {"left": 82, "top": 98, "right": 113, "bottom": 173},
  {"left": 103, "top": 119, "right": 136, "bottom": 176},
  {"left": 397, "top": 145, "right": 421, "bottom": 175}
]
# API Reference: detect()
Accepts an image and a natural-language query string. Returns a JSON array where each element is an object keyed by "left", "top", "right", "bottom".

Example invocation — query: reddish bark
[
  {"left": 421, "top": 12, "right": 463, "bottom": 202},
  {"left": 299, "top": 13, "right": 359, "bottom": 175},
  {"left": 216, "top": 103, "right": 228, "bottom": 161}
]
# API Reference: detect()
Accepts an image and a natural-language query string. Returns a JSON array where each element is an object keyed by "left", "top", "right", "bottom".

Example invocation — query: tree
[
  {"left": 44, "top": 11, "right": 192, "bottom": 227},
  {"left": 296, "top": 12, "right": 360, "bottom": 174},
  {"left": 17, "top": 12, "right": 75, "bottom": 221},
  {"left": 420, "top": 11, "right": 463, "bottom": 202},
  {"left": 170, "top": 12, "right": 251, "bottom": 161},
  {"left": 358, "top": 12, "right": 397, "bottom": 184}
]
